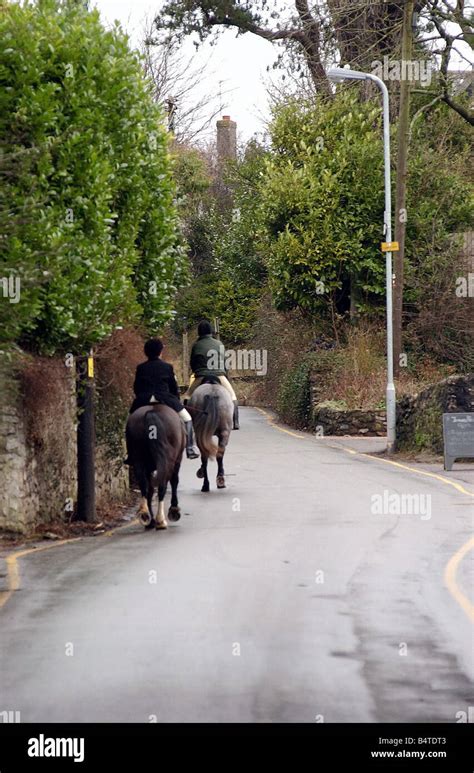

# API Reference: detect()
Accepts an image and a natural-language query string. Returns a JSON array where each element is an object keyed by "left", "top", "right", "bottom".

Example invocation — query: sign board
[
  {"left": 442, "top": 413, "right": 474, "bottom": 471},
  {"left": 381, "top": 241, "right": 399, "bottom": 252}
]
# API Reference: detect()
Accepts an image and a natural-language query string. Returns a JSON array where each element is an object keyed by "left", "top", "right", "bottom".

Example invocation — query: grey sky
[{"left": 92, "top": 0, "right": 277, "bottom": 141}]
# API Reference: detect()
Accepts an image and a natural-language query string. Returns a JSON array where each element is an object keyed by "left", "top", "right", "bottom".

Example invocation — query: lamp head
[{"left": 327, "top": 67, "right": 368, "bottom": 82}]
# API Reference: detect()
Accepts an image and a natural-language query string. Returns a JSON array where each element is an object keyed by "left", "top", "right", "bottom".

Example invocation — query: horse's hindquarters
[
  {"left": 126, "top": 405, "right": 184, "bottom": 529},
  {"left": 190, "top": 384, "right": 233, "bottom": 492}
]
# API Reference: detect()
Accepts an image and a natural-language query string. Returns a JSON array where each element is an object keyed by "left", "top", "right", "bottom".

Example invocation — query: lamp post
[{"left": 327, "top": 67, "right": 396, "bottom": 453}]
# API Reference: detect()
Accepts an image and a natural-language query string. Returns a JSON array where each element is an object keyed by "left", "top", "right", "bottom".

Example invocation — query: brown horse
[
  {"left": 125, "top": 405, "right": 185, "bottom": 529},
  {"left": 189, "top": 383, "right": 234, "bottom": 492}
]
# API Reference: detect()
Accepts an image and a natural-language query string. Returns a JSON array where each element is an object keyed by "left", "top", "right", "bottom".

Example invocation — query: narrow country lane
[{"left": 0, "top": 408, "right": 472, "bottom": 723}]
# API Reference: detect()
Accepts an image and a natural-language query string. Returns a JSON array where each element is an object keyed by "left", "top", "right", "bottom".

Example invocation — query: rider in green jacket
[{"left": 186, "top": 320, "right": 239, "bottom": 429}]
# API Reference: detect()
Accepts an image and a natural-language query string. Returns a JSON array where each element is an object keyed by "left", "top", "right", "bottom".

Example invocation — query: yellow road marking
[
  {"left": 353, "top": 452, "right": 474, "bottom": 498},
  {"left": 444, "top": 537, "right": 474, "bottom": 622},
  {"left": 256, "top": 407, "right": 306, "bottom": 440},
  {"left": 259, "top": 407, "right": 474, "bottom": 497},
  {"left": 337, "top": 449, "right": 473, "bottom": 623},
  {"left": 0, "top": 538, "right": 81, "bottom": 609},
  {"left": 0, "top": 517, "right": 139, "bottom": 611},
  {"left": 259, "top": 408, "right": 474, "bottom": 622},
  {"left": 104, "top": 517, "right": 138, "bottom": 537}
]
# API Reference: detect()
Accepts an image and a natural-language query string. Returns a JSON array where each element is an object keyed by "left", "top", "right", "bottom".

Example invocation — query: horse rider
[
  {"left": 185, "top": 320, "right": 240, "bottom": 430},
  {"left": 125, "top": 338, "right": 200, "bottom": 462}
]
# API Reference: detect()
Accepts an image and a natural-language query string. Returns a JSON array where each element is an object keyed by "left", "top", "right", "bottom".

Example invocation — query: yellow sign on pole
[
  {"left": 87, "top": 355, "right": 94, "bottom": 379},
  {"left": 381, "top": 241, "right": 399, "bottom": 252}
]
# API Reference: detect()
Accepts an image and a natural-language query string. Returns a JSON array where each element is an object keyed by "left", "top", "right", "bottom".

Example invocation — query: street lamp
[{"left": 327, "top": 67, "right": 396, "bottom": 453}]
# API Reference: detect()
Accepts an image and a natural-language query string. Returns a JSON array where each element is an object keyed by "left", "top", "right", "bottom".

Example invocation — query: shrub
[
  {"left": 95, "top": 328, "right": 146, "bottom": 463},
  {"left": 1, "top": 0, "right": 185, "bottom": 353},
  {"left": 276, "top": 356, "right": 313, "bottom": 428},
  {"left": 261, "top": 92, "right": 386, "bottom": 317},
  {"left": 175, "top": 275, "right": 260, "bottom": 346}
]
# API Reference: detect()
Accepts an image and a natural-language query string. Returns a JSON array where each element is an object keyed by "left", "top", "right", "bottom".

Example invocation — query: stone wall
[
  {"left": 310, "top": 371, "right": 474, "bottom": 446},
  {"left": 0, "top": 373, "right": 36, "bottom": 534},
  {"left": 313, "top": 405, "right": 387, "bottom": 436},
  {"left": 95, "top": 444, "right": 129, "bottom": 505},
  {"left": 397, "top": 373, "right": 474, "bottom": 453},
  {"left": 0, "top": 358, "right": 129, "bottom": 536}
]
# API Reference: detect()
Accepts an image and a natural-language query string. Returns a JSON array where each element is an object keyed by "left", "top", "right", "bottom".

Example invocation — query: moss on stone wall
[{"left": 397, "top": 374, "right": 474, "bottom": 453}]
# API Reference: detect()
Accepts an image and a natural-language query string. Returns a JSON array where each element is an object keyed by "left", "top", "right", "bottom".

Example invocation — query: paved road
[{"left": 0, "top": 407, "right": 473, "bottom": 722}]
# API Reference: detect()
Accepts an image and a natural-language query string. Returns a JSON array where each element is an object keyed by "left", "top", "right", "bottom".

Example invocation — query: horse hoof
[
  {"left": 196, "top": 468, "right": 205, "bottom": 479},
  {"left": 216, "top": 476, "right": 226, "bottom": 488},
  {"left": 144, "top": 518, "right": 156, "bottom": 530},
  {"left": 139, "top": 511, "right": 152, "bottom": 527},
  {"left": 201, "top": 483, "right": 210, "bottom": 493},
  {"left": 155, "top": 520, "right": 168, "bottom": 530},
  {"left": 168, "top": 506, "right": 181, "bottom": 522}
]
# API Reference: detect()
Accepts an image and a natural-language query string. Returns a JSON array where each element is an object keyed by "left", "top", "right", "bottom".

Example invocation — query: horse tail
[
  {"left": 193, "top": 394, "right": 219, "bottom": 458},
  {"left": 144, "top": 410, "right": 171, "bottom": 486}
]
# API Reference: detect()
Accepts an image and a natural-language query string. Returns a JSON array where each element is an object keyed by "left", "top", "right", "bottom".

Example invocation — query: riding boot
[
  {"left": 232, "top": 400, "right": 240, "bottom": 430},
  {"left": 184, "top": 420, "right": 200, "bottom": 459}
]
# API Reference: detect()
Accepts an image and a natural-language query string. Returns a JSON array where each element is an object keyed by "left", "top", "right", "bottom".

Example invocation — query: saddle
[{"left": 200, "top": 375, "right": 221, "bottom": 385}]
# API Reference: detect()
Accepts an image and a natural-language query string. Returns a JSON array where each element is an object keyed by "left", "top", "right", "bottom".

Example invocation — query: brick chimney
[{"left": 216, "top": 115, "right": 237, "bottom": 168}]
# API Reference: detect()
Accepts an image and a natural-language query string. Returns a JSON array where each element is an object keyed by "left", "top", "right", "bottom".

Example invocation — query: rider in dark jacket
[
  {"left": 130, "top": 357, "right": 182, "bottom": 414},
  {"left": 126, "top": 338, "right": 199, "bottom": 460}
]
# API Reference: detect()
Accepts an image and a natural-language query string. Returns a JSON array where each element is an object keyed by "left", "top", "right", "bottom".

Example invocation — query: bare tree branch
[
  {"left": 142, "top": 21, "right": 233, "bottom": 142},
  {"left": 428, "top": 7, "right": 474, "bottom": 125}
]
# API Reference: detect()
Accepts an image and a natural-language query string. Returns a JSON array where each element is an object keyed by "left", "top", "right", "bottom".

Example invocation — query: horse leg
[
  {"left": 168, "top": 463, "right": 181, "bottom": 522},
  {"left": 200, "top": 455, "right": 210, "bottom": 493},
  {"left": 156, "top": 483, "right": 168, "bottom": 530},
  {"left": 146, "top": 474, "right": 156, "bottom": 530},
  {"left": 196, "top": 453, "right": 206, "bottom": 480},
  {"left": 135, "top": 465, "right": 155, "bottom": 528},
  {"left": 216, "top": 431, "right": 229, "bottom": 488}
]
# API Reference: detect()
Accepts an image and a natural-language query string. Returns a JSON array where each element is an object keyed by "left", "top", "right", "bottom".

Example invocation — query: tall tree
[
  {"left": 153, "top": 2, "right": 432, "bottom": 93},
  {"left": 422, "top": 0, "right": 474, "bottom": 126},
  {"left": 154, "top": 0, "right": 332, "bottom": 94},
  {"left": 1, "top": 0, "right": 185, "bottom": 353},
  {"left": 326, "top": 0, "right": 407, "bottom": 70}
]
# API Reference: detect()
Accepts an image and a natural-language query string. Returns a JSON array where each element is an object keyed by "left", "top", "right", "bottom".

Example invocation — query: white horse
[{"left": 189, "top": 382, "right": 234, "bottom": 492}]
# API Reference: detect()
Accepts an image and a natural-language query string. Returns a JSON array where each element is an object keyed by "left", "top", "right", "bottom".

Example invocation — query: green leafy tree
[
  {"left": 173, "top": 139, "right": 267, "bottom": 344},
  {"left": 402, "top": 101, "right": 473, "bottom": 370},
  {"left": 214, "top": 140, "right": 269, "bottom": 287},
  {"left": 261, "top": 92, "right": 386, "bottom": 317},
  {"left": 172, "top": 143, "right": 215, "bottom": 275},
  {"left": 1, "top": 0, "right": 185, "bottom": 352},
  {"left": 258, "top": 87, "right": 472, "bottom": 368}
]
